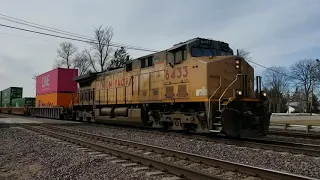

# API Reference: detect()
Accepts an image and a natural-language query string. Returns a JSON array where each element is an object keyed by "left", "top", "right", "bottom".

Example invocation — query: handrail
[
  {"left": 218, "top": 74, "right": 242, "bottom": 111},
  {"left": 207, "top": 77, "right": 222, "bottom": 122}
]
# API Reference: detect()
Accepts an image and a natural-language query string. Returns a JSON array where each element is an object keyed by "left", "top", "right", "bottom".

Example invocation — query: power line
[
  {"left": 246, "top": 59, "right": 295, "bottom": 78},
  {"left": 0, "top": 23, "right": 158, "bottom": 53},
  {"left": 0, "top": 17, "right": 295, "bottom": 77},
  {"left": 0, "top": 16, "right": 95, "bottom": 42},
  {"left": 0, "top": 31, "right": 61, "bottom": 44},
  {"left": 0, "top": 13, "right": 158, "bottom": 52},
  {"left": 0, "top": 13, "right": 93, "bottom": 39}
]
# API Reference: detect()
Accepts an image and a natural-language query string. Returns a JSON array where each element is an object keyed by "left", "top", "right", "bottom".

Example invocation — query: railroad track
[
  {"left": 269, "top": 130, "right": 320, "bottom": 140},
  {"left": 213, "top": 135, "right": 320, "bottom": 157},
  {"left": 147, "top": 128, "right": 320, "bottom": 157},
  {"left": 20, "top": 124, "right": 317, "bottom": 180},
  {"left": 94, "top": 125, "right": 320, "bottom": 157}
]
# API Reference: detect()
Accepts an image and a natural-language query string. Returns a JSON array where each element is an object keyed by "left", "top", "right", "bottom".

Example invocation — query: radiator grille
[
  {"left": 153, "top": 89, "right": 159, "bottom": 96},
  {"left": 178, "top": 84, "right": 187, "bottom": 97},
  {"left": 165, "top": 86, "right": 174, "bottom": 98}
]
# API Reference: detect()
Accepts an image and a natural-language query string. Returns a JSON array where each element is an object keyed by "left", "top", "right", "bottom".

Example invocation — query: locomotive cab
[{"left": 166, "top": 37, "right": 271, "bottom": 137}]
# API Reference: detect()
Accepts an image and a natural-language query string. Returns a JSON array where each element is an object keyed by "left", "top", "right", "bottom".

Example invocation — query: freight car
[
  {"left": 72, "top": 37, "right": 272, "bottom": 137},
  {"left": 29, "top": 68, "right": 78, "bottom": 119},
  {"left": 0, "top": 87, "right": 24, "bottom": 114}
]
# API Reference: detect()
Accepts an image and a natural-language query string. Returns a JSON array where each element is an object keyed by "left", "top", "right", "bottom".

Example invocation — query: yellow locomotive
[{"left": 73, "top": 37, "right": 271, "bottom": 137}]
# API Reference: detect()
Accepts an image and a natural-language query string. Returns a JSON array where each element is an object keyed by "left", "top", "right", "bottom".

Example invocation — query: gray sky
[{"left": 1, "top": 0, "right": 320, "bottom": 97}]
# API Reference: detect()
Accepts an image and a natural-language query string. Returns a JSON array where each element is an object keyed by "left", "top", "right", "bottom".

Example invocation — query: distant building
[{"left": 286, "top": 101, "right": 305, "bottom": 113}]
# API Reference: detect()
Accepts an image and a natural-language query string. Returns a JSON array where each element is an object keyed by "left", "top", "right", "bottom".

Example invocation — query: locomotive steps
[{"left": 20, "top": 124, "right": 317, "bottom": 180}]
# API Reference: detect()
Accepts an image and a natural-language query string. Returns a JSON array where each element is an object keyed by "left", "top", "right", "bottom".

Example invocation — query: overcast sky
[{"left": 1, "top": 0, "right": 320, "bottom": 97}]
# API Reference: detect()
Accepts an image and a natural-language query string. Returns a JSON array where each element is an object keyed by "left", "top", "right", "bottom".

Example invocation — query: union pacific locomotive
[
  {"left": 0, "top": 37, "right": 271, "bottom": 137},
  {"left": 72, "top": 37, "right": 272, "bottom": 137}
]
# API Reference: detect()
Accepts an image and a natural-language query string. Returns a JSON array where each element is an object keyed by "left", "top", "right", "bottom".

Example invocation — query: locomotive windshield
[
  {"left": 190, "top": 47, "right": 233, "bottom": 57},
  {"left": 190, "top": 38, "right": 233, "bottom": 57},
  {"left": 191, "top": 48, "right": 217, "bottom": 57}
]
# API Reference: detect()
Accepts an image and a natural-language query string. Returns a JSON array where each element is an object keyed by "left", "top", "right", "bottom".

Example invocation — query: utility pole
[
  {"left": 310, "top": 81, "right": 314, "bottom": 116},
  {"left": 310, "top": 59, "right": 320, "bottom": 116}
]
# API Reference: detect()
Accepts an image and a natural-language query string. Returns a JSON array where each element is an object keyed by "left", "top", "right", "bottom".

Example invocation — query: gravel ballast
[
  {"left": 63, "top": 124, "right": 320, "bottom": 179},
  {"left": 0, "top": 127, "right": 168, "bottom": 180}
]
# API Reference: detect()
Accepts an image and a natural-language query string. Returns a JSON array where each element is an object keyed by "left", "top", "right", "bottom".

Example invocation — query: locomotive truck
[{"left": 72, "top": 37, "right": 272, "bottom": 137}]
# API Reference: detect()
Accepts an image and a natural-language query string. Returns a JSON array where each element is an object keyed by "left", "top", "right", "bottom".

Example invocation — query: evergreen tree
[
  {"left": 108, "top": 47, "right": 131, "bottom": 70},
  {"left": 309, "top": 94, "right": 320, "bottom": 113},
  {"left": 266, "top": 87, "right": 289, "bottom": 113}
]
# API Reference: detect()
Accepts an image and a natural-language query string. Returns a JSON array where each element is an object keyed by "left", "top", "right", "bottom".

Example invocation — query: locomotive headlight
[
  {"left": 236, "top": 90, "right": 242, "bottom": 96},
  {"left": 236, "top": 65, "right": 240, "bottom": 69},
  {"left": 262, "top": 92, "right": 267, "bottom": 97},
  {"left": 236, "top": 60, "right": 240, "bottom": 64}
]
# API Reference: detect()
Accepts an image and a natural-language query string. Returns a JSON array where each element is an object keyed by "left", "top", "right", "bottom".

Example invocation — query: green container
[
  {"left": 11, "top": 97, "right": 35, "bottom": 107},
  {"left": 0, "top": 91, "right": 2, "bottom": 107},
  {"left": 1, "top": 87, "right": 23, "bottom": 106},
  {"left": 1, "top": 99, "right": 11, "bottom": 107}
]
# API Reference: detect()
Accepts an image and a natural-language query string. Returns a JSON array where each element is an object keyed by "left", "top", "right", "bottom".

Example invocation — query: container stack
[
  {"left": 1, "top": 87, "right": 23, "bottom": 107},
  {"left": 11, "top": 97, "right": 36, "bottom": 107},
  {"left": 35, "top": 68, "right": 79, "bottom": 108}
]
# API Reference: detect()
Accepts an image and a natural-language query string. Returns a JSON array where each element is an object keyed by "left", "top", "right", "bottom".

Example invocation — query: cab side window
[{"left": 167, "top": 46, "right": 187, "bottom": 64}]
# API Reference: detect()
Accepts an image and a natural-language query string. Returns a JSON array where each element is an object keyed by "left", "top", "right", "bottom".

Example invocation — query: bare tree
[
  {"left": 32, "top": 74, "right": 38, "bottom": 81},
  {"left": 237, "top": 49, "right": 252, "bottom": 61},
  {"left": 55, "top": 42, "right": 78, "bottom": 69},
  {"left": 86, "top": 26, "right": 113, "bottom": 72},
  {"left": 263, "top": 66, "right": 291, "bottom": 112},
  {"left": 32, "top": 73, "right": 38, "bottom": 91},
  {"left": 291, "top": 58, "right": 320, "bottom": 113},
  {"left": 73, "top": 51, "right": 91, "bottom": 75}
]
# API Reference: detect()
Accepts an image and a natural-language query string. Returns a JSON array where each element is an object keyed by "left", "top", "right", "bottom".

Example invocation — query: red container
[{"left": 36, "top": 68, "right": 78, "bottom": 95}]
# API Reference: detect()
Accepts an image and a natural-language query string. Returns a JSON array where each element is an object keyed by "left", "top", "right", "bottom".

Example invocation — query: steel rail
[
  {"left": 99, "top": 125, "right": 320, "bottom": 157},
  {"left": 90, "top": 124, "right": 320, "bottom": 157},
  {"left": 269, "top": 130, "right": 320, "bottom": 140},
  {"left": 21, "top": 124, "right": 224, "bottom": 180},
  {"left": 210, "top": 136, "right": 320, "bottom": 157},
  {"left": 33, "top": 124, "right": 318, "bottom": 180}
]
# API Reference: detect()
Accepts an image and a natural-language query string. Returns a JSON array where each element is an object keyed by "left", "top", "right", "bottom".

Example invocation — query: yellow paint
[{"left": 79, "top": 54, "right": 259, "bottom": 105}]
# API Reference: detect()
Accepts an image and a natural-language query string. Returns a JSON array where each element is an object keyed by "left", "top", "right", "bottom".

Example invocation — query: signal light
[{"left": 235, "top": 59, "right": 241, "bottom": 69}]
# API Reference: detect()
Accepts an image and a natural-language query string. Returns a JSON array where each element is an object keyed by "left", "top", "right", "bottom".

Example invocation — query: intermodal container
[
  {"left": 11, "top": 97, "right": 36, "bottom": 107},
  {"left": 1, "top": 99, "right": 11, "bottom": 107},
  {"left": 35, "top": 93, "right": 78, "bottom": 108},
  {"left": 36, "top": 68, "right": 78, "bottom": 95},
  {"left": 0, "top": 91, "right": 2, "bottom": 107},
  {"left": 1, "top": 87, "right": 23, "bottom": 106}
]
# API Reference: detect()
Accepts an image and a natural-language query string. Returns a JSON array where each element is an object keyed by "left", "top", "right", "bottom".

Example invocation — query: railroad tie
[
  {"left": 111, "top": 159, "right": 127, "bottom": 164},
  {"left": 160, "top": 176, "right": 183, "bottom": 180},
  {"left": 241, "top": 176, "right": 261, "bottom": 180},
  {"left": 121, "top": 163, "right": 138, "bottom": 167},
  {"left": 145, "top": 171, "right": 165, "bottom": 177},
  {"left": 132, "top": 167, "right": 150, "bottom": 172}
]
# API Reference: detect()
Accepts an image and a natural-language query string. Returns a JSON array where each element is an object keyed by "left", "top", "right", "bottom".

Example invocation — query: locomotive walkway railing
[{"left": 218, "top": 74, "right": 242, "bottom": 112}]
